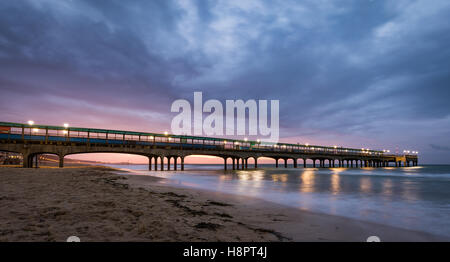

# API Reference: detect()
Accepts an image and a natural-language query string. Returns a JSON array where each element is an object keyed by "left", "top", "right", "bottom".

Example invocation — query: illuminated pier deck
[{"left": 0, "top": 122, "right": 418, "bottom": 169}]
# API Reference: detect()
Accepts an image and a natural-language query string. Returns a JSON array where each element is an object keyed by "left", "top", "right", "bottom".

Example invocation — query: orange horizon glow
[{"left": 65, "top": 153, "right": 278, "bottom": 164}]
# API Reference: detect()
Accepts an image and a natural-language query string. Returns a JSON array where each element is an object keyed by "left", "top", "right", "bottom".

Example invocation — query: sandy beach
[{"left": 0, "top": 167, "right": 447, "bottom": 242}]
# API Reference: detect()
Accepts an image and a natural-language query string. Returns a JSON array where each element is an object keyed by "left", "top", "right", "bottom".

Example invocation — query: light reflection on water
[{"left": 108, "top": 164, "right": 450, "bottom": 238}]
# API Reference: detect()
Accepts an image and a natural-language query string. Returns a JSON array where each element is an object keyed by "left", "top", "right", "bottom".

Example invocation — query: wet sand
[{"left": 0, "top": 167, "right": 447, "bottom": 242}]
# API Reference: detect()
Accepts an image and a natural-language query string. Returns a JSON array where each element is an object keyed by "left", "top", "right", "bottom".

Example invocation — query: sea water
[{"left": 106, "top": 164, "right": 450, "bottom": 238}]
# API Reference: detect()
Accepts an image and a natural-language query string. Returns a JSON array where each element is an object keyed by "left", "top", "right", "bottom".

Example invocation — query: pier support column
[
  {"left": 224, "top": 158, "right": 227, "bottom": 170},
  {"left": 275, "top": 159, "right": 279, "bottom": 168},
  {"left": 254, "top": 158, "right": 258, "bottom": 169},
  {"left": 313, "top": 160, "right": 316, "bottom": 168},
  {"left": 167, "top": 157, "right": 171, "bottom": 170},
  {"left": 148, "top": 156, "right": 152, "bottom": 171},
  {"left": 350, "top": 160, "right": 354, "bottom": 168},
  {"left": 22, "top": 153, "right": 30, "bottom": 168},
  {"left": 245, "top": 158, "right": 248, "bottom": 169},
  {"left": 303, "top": 159, "right": 307, "bottom": 168},
  {"left": 160, "top": 156, "right": 164, "bottom": 171},
  {"left": 59, "top": 155, "right": 64, "bottom": 168},
  {"left": 294, "top": 159, "right": 298, "bottom": 168},
  {"left": 174, "top": 157, "right": 178, "bottom": 170},
  {"left": 154, "top": 157, "right": 158, "bottom": 171},
  {"left": 284, "top": 159, "right": 288, "bottom": 168},
  {"left": 232, "top": 158, "right": 236, "bottom": 170},
  {"left": 31, "top": 155, "right": 37, "bottom": 168},
  {"left": 181, "top": 157, "right": 185, "bottom": 171}
]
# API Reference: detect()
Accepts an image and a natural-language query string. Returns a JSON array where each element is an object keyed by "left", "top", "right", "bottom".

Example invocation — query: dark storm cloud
[{"left": 0, "top": 0, "right": 450, "bottom": 163}]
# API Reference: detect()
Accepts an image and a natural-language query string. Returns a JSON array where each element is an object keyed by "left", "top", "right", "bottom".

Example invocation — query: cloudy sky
[{"left": 1, "top": 0, "right": 450, "bottom": 164}]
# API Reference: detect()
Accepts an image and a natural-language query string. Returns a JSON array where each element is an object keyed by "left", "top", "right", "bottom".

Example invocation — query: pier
[{"left": 0, "top": 122, "right": 418, "bottom": 170}]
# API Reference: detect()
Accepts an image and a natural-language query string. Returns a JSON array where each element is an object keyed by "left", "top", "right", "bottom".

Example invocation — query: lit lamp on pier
[{"left": 28, "top": 120, "right": 34, "bottom": 125}]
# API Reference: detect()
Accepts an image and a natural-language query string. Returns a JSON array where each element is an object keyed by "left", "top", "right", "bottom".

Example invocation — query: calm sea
[{"left": 106, "top": 164, "right": 450, "bottom": 238}]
